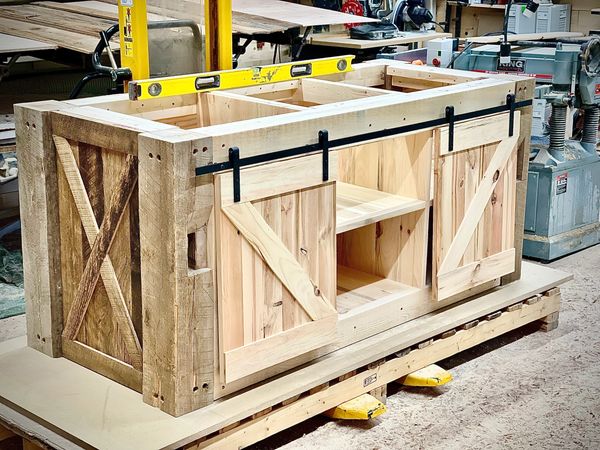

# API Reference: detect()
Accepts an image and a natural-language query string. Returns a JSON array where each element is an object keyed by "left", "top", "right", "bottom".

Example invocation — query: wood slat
[
  {"left": 0, "top": 16, "right": 99, "bottom": 54},
  {"left": 0, "top": 5, "right": 116, "bottom": 38},
  {"left": 224, "top": 315, "right": 337, "bottom": 383},
  {"left": 222, "top": 202, "right": 336, "bottom": 321}
]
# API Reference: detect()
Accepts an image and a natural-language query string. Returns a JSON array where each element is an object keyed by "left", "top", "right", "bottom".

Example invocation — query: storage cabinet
[{"left": 17, "top": 60, "right": 534, "bottom": 416}]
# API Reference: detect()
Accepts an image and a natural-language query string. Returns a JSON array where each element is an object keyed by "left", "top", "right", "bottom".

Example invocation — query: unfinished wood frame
[{"left": 17, "top": 60, "right": 533, "bottom": 416}]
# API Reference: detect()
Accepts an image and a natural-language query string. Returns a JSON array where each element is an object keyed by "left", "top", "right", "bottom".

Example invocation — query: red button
[{"left": 432, "top": 58, "right": 440, "bottom": 67}]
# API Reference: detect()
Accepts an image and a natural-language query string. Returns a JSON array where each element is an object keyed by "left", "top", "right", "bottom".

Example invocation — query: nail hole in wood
[
  {"left": 202, "top": 147, "right": 208, "bottom": 152},
  {"left": 493, "top": 170, "right": 500, "bottom": 182},
  {"left": 202, "top": 383, "right": 209, "bottom": 390},
  {"left": 149, "top": 153, "right": 153, "bottom": 158},
  {"left": 193, "top": 148, "right": 198, "bottom": 154},
  {"left": 193, "top": 386, "right": 199, "bottom": 392},
  {"left": 156, "top": 154, "right": 161, "bottom": 161}
]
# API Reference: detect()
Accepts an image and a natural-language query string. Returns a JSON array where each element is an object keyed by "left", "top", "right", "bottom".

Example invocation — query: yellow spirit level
[{"left": 128, "top": 56, "right": 354, "bottom": 100}]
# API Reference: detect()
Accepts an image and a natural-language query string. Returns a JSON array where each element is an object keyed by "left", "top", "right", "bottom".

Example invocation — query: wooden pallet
[
  {"left": 0, "top": 262, "right": 570, "bottom": 450},
  {"left": 192, "top": 289, "right": 563, "bottom": 450}
]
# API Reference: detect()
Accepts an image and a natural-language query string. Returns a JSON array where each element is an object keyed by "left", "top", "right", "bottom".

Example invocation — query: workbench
[
  {"left": 309, "top": 31, "right": 452, "bottom": 50},
  {"left": 0, "top": 0, "right": 374, "bottom": 56}
]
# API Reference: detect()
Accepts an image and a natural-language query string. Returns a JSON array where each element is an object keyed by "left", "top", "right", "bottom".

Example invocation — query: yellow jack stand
[
  {"left": 399, "top": 364, "right": 453, "bottom": 387},
  {"left": 324, "top": 393, "right": 387, "bottom": 420}
]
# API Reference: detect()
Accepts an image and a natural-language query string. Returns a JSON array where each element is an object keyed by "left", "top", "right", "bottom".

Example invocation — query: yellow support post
[
  {"left": 205, "top": 0, "right": 233, "bottom": 71},
  {"left": 117, "top": 0, "right": 150, "bottom": 83}
]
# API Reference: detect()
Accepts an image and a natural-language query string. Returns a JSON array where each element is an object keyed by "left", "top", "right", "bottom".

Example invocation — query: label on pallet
[
  {"left": 556, "top": 173, "right": 568, "bottom": 195},
  {"left": 119, "top": 0, "right": 134, "bottom": 6},
  {"left": 363, "top": 373, "right": 377, "bottom": 387}
]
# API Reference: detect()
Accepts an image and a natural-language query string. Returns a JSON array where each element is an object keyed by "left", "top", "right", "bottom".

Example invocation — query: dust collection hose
[
  {"left": 582, "top": 105, "right": 600, "bottom": 147},
  {"left": 549, "top": 104, "right": 568, "bottom": 152}
]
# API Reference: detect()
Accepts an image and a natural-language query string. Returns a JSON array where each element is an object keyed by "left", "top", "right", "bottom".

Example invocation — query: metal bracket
[
  {"left": 445, "top": 106, "right": 455, "bottom": 152},
  {"left": 229, "top": 147, "right": 241, "bottom": 203},
  {"left": 319, "top": 129, "right": 329, "bottom": 182},
  {"left": 506, "top": 94, "right": 516, "bottom": 137}
]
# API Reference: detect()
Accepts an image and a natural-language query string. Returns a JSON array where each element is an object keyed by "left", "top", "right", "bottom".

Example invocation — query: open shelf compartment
[
  {"left": 336, "top": 181, "right": 429, "bottom": 234},
  {"left": 336, "top": 265, "right": 419, "bottom": 315}
]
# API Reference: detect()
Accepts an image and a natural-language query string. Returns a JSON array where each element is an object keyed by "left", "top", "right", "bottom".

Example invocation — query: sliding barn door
[
  {"left": 433, "top": 112, "right": 520, "bottom": 301},
  {"left": 215, "top": 154, "right": 338, "bottom": 384}
]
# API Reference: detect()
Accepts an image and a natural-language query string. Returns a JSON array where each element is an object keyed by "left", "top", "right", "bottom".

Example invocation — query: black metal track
[{"left": 196, "top": 97, "right": 531, "bottom": 178}]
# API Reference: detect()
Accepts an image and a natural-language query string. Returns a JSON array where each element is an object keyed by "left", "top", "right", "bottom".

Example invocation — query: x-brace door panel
[
  {"left": 433, "top": 112, "right": 520, "bottom": 301},
  {"left": 215, "top": 154, "right": 338, "bottom": 384},
  {"left": 54, "top": 135, "right": 143, "bottom": 388}
]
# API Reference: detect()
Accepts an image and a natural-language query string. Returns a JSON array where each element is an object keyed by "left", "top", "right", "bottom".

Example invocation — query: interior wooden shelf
[
  {"left": 336, "top": 265, "right": 418, "bottom": 315},
  {"left": 336, "top": 182, "right": 428, "bottom": 234}
]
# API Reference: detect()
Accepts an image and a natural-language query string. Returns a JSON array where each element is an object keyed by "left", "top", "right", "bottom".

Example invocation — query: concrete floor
[{"left": 1, "top": 247, "right": 599, "bottom": 449}]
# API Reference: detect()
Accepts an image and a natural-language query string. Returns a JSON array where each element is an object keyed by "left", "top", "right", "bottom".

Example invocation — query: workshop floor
[{"left": 0, "top": 246, "right": 598, "bottom": 449}]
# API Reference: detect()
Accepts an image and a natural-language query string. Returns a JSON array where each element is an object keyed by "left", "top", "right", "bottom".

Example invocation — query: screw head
[{"left": 148, "top": 83, "right": 162, "bottom": 97}]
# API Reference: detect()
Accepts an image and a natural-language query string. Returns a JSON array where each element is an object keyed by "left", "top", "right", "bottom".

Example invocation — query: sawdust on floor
[
  {"left": 0, "top": 247, "right": 599, "bottom": 449},
  {"left": 249, "top": 246, "right": 600, "bottom": 449}
]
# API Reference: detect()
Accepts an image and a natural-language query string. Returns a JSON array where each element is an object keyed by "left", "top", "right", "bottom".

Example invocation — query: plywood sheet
[{"left": 0, "top": 32, "right": 56, "bottom": 53}]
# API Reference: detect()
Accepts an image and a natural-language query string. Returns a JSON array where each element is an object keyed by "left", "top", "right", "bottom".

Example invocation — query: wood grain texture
[
  {"left": 215, "top": 172, "right": 337, "bottom": 384},
  {"left": 139, "top": 133, "right": 215, "bottom": 416},
  {"left": 438, "top": 134, "right": 519, "bottom": 274},
  {"left": 62, "top": 154, "right": 137, "bottom": 339},
  {"left": 0, "top": 5, "right": 116, "bottom": 37},
  {"left": 433, "top": 114, "right": 520, "bottom": 301},
  {"left": 336, "top": 182, "right": 428, "bottom": 234},
  {"left": 222, "top": 202, "right": 336, "bottom": 322},
  {"left": 53, "top": 136, "right": 143, "bottom": 369},
  {"left": 337, "top": 131, "right": 432, "bottom": 287},
  {"left": 15, "top": 101, "right": 67, "bottom": 357},
  {"left": 0, "top": 16, "right": 99, "bottom": 54},
  {"left": 224, "top": 315, "right": 337, "bottom": 384}
]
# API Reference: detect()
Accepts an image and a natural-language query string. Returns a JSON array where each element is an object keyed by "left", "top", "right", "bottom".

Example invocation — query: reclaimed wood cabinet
[{"left": 16, "top": 60, "right": 533, "bottom": 416}]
